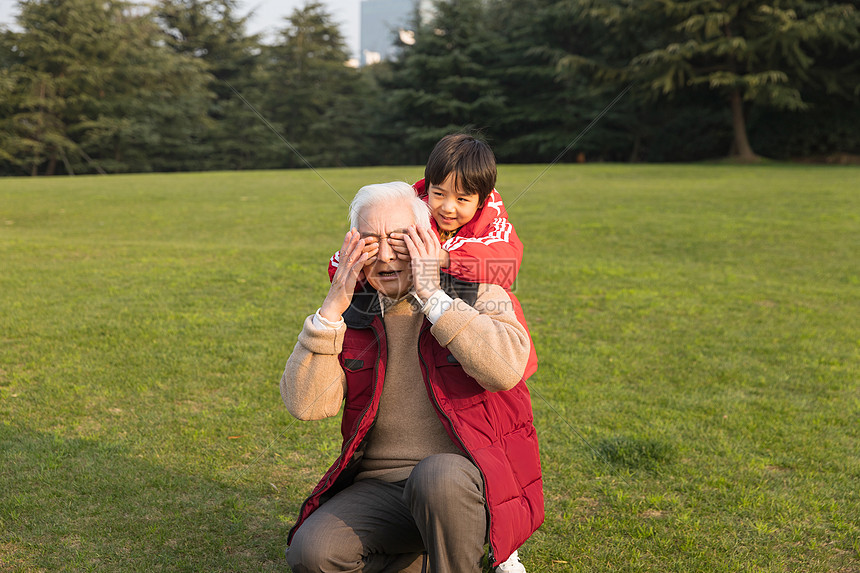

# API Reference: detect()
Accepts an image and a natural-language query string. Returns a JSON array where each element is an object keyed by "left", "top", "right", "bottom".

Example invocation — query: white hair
[{"left": 349, "top": 181, "right": 431, "bottom": 231}]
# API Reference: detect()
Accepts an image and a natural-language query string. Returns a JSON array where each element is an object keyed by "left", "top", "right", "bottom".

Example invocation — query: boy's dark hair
[{"left": 424, "top": 133, "right": 497, "bottom": 205}]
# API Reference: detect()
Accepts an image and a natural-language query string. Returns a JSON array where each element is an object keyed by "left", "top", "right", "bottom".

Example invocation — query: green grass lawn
[{"left": 1, "top": 164, "right": 858, "bottom": 572}]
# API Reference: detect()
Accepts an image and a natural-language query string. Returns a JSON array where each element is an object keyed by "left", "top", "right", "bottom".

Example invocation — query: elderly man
[{"left": 281, "top": 182, "right": 543, "bottom": 573}]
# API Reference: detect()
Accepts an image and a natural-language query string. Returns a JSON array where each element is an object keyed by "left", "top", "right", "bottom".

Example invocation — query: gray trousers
[{"left": 287, "top": 453, "right": 487, "bottom": 573}]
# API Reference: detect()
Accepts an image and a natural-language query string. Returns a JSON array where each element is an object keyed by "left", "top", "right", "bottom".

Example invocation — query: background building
[{"left": 360, "top": 0, "right": 433, "bottom": 66}]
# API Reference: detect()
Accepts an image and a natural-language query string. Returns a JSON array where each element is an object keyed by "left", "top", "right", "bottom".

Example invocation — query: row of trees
[
  {"left": 388, "top": 0, "right": 860, "bottom": 163},
  {"left": 1, "top": 0, "right": 858, "bottom": 176},
  {"left": 0, "top": 0, "right": 364, "bottom": 175}
]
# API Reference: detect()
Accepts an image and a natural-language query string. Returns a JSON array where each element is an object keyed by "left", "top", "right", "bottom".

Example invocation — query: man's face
[
  {"left": 358, "top": 201, "right": 415, "bottom": 299},
  {"left": 427, "top": 173, "right": 481, "bottom": 232}
]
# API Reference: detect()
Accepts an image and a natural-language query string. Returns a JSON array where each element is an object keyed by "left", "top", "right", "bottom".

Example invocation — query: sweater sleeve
[
  {"left": 429, "top": 284, "right": 530, "bottom": 392},
  {"left": 280, "top": 314, "right": 347, "bottom": 420}
]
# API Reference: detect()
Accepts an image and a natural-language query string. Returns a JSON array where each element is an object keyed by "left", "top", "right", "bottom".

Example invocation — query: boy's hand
[
  {"left": 387, "top": 232, "right": 410, "bottom": 261},
  {"left": 403, "top": 225, "right": 442, "bottom": 303},
  {"left": 320, "top": 229, "right": 368, "bottom": 322},
  {"left": 439, "top": 248, "right": 450, "bottom": 269}
]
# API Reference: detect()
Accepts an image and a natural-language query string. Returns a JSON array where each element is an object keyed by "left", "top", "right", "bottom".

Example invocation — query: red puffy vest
[{"left": 287, "top": 284, "right": 544, "bottom": 566}]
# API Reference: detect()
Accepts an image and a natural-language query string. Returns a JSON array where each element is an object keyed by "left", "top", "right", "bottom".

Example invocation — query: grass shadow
[
  {"left": 0, "top": 425, "right": 290, "bottom": 572},
  {"left": 593, "top": 435, "right": 675, "bottom": 473}
]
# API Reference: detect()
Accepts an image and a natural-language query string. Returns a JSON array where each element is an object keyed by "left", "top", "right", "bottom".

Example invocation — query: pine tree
[
  {"left": 155, "top": 0, "right": 277, "bottom": 170},
  {"left": 488, "top": 0, "right": 636, "bottom": 162},
  {"left": 262, "top": 2, "right": 366, "bottom": 168},
  {"left": 381, "top": 0, "right": 506, "bottom": 158},
  {"left": 572, "top": 0, "right": 860, "bottom": 161},
  {"left": 0, "top": 0, "right": 211, "bottom": 175}
]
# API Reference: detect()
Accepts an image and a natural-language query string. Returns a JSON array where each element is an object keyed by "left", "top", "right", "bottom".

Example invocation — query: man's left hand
[{"left": 403, "top": 225, "right": 442, "bottom": 303}]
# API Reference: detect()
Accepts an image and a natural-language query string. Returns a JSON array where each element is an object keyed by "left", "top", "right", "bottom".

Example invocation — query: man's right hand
[{"left": 320, "top": 229, "right": 369, "bottom": 322}]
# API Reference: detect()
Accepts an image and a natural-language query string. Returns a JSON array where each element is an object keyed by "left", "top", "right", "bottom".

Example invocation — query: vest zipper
[
  {"left": 417, "top": 322, "right": 495, "bottom": 563},
  {"left": 290, "top": 321, "right": 383, "bottom": 540}
]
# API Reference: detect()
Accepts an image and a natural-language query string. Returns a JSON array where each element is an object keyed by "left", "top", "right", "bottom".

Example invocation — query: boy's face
[{"left": 427, "top": 173, "right": 482, "bottom": 232}]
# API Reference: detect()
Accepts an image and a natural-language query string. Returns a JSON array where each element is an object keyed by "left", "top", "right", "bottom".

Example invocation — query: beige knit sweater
[{"left": 280, "top": 284, "right": 530, "bottom": 481}]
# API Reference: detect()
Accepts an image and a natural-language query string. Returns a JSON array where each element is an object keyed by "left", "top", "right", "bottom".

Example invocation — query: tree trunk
[
  {"left": 729, "top": 89, "right": 757, "bottom": 161},
  {"left": 629, "top": 134, "right": 642, "bottom": 163},
  {"left": 60, "top": 148, "right": 75, "bottom": 176}
]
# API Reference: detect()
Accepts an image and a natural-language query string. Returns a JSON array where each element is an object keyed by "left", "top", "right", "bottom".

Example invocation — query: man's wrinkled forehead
[{"left": 356, "top": 202, "right": 415, "bottom": 239}]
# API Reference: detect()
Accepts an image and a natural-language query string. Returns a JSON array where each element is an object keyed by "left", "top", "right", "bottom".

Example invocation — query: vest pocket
[
  {"left": 340, "top": 350, "right": 375, "bottom": 406},
  {"left": 433, "top": 351, "right": 487, "bottom": 408}
]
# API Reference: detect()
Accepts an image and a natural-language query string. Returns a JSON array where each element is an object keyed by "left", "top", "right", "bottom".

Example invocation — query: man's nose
[{"left": 378, "top": 238, "right": 395, "bottom": 262}]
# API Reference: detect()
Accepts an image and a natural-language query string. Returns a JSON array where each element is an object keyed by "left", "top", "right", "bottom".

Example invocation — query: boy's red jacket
[{"left": 329, "top": 179, "right": 537, "bottom": 381}]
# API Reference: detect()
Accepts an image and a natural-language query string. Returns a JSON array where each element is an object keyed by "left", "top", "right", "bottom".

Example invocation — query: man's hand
[
  {"left": 403, "top": 225, "right": 442, "bottom": 303},
  {"left": 361, "top": 235, "right": 379, "bottom": 265},
  {"left": 320, "top": 229, "right": 369, "bottom": 322},
  {"left": 386, "top": 232, "right": 410, "bottom": 261},
  {"left": 390, "top": 231, "right": 448, "bottom": 267}
]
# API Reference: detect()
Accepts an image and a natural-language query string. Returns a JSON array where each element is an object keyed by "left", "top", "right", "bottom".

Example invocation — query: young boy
[{"left": 327, "top": 133, "right": 536, "bottom": 573}]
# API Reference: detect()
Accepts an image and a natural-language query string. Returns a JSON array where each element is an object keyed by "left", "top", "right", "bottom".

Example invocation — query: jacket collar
[
  {"left": 343, "top": 284, "right": 382, "bottom": 329},
  {"left": 440, "top": 272, "right": 479, "bottom": 306}
]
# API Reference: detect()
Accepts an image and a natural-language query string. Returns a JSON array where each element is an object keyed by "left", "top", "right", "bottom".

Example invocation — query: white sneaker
[{"left": 496, "top": 550, "right": 526, "bottom": 573}]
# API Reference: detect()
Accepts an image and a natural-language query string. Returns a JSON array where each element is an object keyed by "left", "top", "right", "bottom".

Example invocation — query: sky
[{"left": 0, "top": 0, "right": 363, "bottom": 58}]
